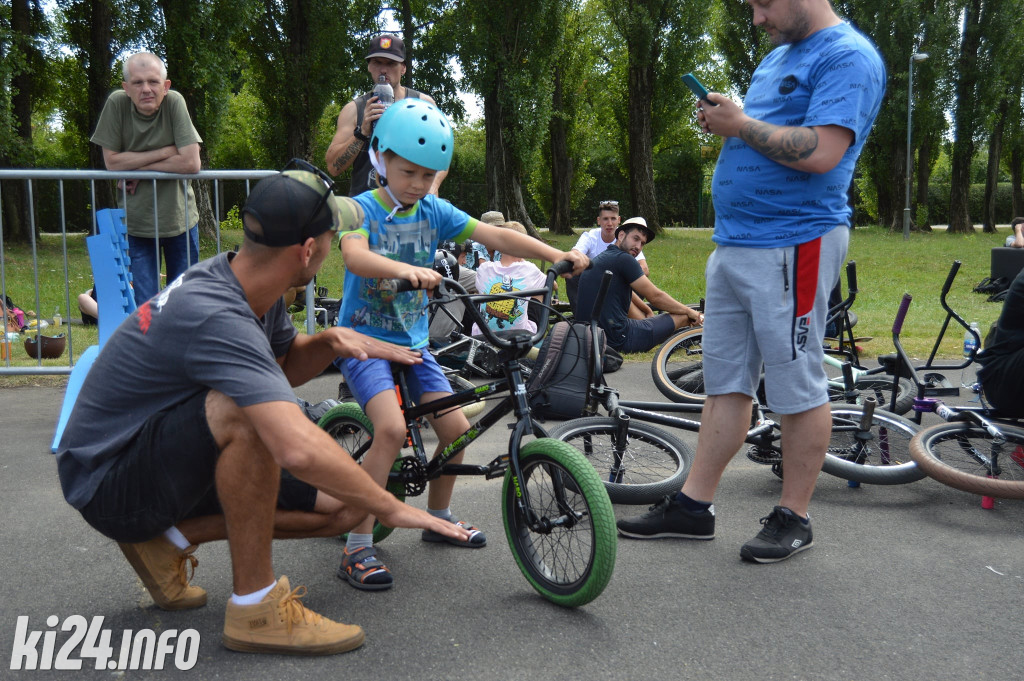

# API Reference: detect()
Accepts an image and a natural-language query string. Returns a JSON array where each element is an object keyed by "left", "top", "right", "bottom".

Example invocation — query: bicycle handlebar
[
  {"left": 846, "top": 260, "right": 858, "bottom": 295},
  {"left": 892, "top": 293, "right": 913, "bottom": 336},
  {"left": 390, "top": 259, "right": 581, "bottom": 353}
]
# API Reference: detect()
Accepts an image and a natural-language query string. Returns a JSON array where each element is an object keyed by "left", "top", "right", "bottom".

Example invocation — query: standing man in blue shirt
[{"left": 618, "top": 0, "right": 885, "bottom": 563}]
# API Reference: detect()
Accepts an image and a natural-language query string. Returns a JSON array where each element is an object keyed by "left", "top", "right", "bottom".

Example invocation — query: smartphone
[{"left": 681, "top": 73, "right": 714, "bottom": 104}]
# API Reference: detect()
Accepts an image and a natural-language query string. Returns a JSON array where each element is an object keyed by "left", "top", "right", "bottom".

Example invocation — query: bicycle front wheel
[
  {"left": 909, "top": 422, "right": 1024, "bottom": 498},
  {"left": 651, "top": 327, "right": 706, "bottom": 403},
  {"left": 502, "top": 439, "right": 617, "bottom": 607},
  {"left": 822, "top": 404, "right": 924, "bottom": 484},
  {"left": 318, "top": 402, "right": 403, "bottom": 543},
  {"left": 550, "top": 417, "right": 692, "bottom": 505}
]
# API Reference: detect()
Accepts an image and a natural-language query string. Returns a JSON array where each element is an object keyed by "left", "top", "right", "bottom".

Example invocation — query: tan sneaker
[
  {"left": 117, "top": 538, "right": 207, "bottom": 610},
  {"left": 222, "top": 576, "right": 365, "bottom": 655}
]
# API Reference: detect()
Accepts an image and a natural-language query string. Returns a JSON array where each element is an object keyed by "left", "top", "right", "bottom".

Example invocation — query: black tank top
[{"left": 349, "top": 87, "right": 423, "bottom": 196}]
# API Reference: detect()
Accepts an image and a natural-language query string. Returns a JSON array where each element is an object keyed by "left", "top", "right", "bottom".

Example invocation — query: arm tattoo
[
  {"left": 739, "top": 121, "right": 818, "bottom": 164},
  {"left": 331, "top": 139, "right": 365, "bottom": 174}
]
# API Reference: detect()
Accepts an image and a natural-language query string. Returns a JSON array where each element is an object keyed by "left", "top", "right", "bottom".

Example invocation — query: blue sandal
[
  {"left": 421, "top": 519, "right": 487, "bottom": 548},
  {"left": 338, "top": 546, "right": 393, "bottom": 591}
]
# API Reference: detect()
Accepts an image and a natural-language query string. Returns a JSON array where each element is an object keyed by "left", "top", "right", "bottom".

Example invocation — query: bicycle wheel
[
  {"left": 825, "top": 372, "right": 915, "bottom": 416},
  {"left": 549, "top": 417, "right": 692, "bottom": 504},
  {"left": 446, "top": 372, "right": 486, "bottom": 420},
  {"left": 651, "top": 327, "right": 706, "bottom": 403},
  {"left": 502, "top": 438, "right": 617, "bottom": 607},
  {"left": 909, "top": 422, "right": 1024, "bottom": 498},
  {"left": 822, "top": 404, "right": 924, "bottom": 484},
  {"left": 318, "top": 402, "right": 404, "bottom": 543}
]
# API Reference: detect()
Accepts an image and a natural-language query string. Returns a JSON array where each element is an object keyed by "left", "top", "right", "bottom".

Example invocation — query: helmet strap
[{"left": 370, "top": 149, "right": 413, "bottom": 220}]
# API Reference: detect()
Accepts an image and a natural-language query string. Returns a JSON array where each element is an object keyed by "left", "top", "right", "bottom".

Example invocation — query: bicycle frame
[{"left": 348, "top": 263, "right": 584, "bottom": 533}]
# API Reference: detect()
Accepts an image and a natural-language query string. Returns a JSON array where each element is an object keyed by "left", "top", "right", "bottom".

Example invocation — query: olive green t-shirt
[{"left": 91, "top": 90, "right": 203, "bottom": 238}]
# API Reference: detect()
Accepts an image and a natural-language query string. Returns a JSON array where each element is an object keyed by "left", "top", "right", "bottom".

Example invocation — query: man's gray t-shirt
[{"left": 56, "top": 252, "right": 298, "bottom": 509}]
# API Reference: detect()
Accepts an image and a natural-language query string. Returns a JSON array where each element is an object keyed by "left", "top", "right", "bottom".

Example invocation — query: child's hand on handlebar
[{"left": 397, "top": 265, "right": 443, "bottom": 293}]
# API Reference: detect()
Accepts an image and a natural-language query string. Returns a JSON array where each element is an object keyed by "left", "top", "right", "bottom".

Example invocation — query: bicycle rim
[
  {"left": 651, "top": 327, "right": 706, "bottom": 404},
  {"left": 550, "top": 417, "right": 692, "bottom": 504},
  {"left": 909, "top": 422, "right": 1024, "bottom": 499},
  {"left": 502, "top": 439, "right": 617, "bottom": 607},
  {"left": 822, "top": 404, "right": 924, "bottom": 484},
  {"left": 826, "top": 374, "right": 915, "bottom": 416}
]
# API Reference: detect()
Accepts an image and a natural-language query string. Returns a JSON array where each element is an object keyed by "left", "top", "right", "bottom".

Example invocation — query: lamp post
[{"left": 903, "top": 52, "right": 929, "bottom": 240}]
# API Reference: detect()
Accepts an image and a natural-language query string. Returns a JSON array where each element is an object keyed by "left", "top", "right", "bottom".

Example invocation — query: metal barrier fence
[{"left": 0, "top": 168, "right": 282, "bottom": 375}]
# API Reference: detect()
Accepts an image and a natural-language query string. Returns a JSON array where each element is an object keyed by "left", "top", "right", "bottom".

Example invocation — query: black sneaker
[
  {"left": 616, "top": 494, "right": 715, "bottom": 540},
  {"left": 740, "top": 506, "right": 813, "bottom": 563}
]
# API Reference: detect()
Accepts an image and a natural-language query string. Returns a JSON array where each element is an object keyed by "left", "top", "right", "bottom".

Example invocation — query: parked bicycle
[
  {"left": 880, "top": 293, "right": 1024, "bottom": 500},
  {"left": 548, "top": 270, "right": 922, "bottom": 501},
  {"left": 316, "top": 262, "right": 617, "bottom": 607}
]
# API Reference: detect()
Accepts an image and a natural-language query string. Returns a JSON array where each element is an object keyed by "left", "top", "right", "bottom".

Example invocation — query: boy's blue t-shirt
[
  {"left": 339, "top": 190, "right": 477, "bottom": 349},
  {"left": 711, "top": 22, "right": 886, "bottom": 248}
]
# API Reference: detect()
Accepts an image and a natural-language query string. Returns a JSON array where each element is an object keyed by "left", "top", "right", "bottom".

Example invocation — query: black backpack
[{"left": 526, "top": 321, "right": 605, "bottom": 420}]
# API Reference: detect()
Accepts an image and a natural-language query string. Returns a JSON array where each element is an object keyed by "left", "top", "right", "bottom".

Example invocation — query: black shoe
[
  {"left": 740, "top": 506, "right": 813, "bottom": 563},
  {"left": 616, "top": 494, "right": 715, "bottom": 540}
]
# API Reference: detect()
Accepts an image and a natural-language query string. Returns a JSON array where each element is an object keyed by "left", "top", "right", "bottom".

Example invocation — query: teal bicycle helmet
[{"left": 371, "top": 98, "right": 454, "bottom": 171}]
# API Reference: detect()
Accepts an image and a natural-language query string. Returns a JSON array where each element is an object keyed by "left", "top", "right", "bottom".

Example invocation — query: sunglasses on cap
[
  {"left": 283, "top": 158, "right": 339, "bottom": 239},
  {"left": 598, "top": 200, "right": 619, "bottom": 210}
]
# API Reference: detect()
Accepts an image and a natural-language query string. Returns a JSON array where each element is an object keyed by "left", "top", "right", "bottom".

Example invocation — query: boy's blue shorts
[{"left": 338, "top": 349, "right": 451, "bottom": 408}]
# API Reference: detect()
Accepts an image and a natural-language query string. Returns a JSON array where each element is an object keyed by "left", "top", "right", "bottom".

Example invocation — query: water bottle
[
  {"left": 52, "top": 307, "right": 61, "bottom": 328},
  {"left": 963, "top": 322, "right": 979, "bottom": 358},
  {"left": 371, "top": 75, "right": 394, "bottom": 129}
]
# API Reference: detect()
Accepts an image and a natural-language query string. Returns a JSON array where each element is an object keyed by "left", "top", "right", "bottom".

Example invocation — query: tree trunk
[
  {"left": 1, "top": 0, "right": 33, "bottom": 242},
  {"left": 879, "top": 145, "right": 903, "bottom": 231},
  {"left": 982, "top": 98, "right": 1008, "bottom": 232},
  {"left": 946, "top": 0, "right": 982, "bottom": 234},
  {"left": 483, "top": 84, "right": 537, "bottom": 237},
  {"left": 626, "top": 60, "right": 659, "bottom": 231},
  {"left": 916, "top": 133, "right": 934, "bottom": 231},
  {"left": 87, "top": 1, "right": 116, "bottom": 212},
  {"left": 399, "top": 0, "right": 416, "bottom": 87},
  {"left": 1011, "top": 144, "right": 1023, "bottom": 217},
  {"left": 548, "top": 66, "right": 573, "bottom": 235}
]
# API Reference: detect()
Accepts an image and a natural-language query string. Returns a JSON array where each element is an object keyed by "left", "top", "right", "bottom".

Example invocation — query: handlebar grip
[
  {"left": 941, "top": 261, "right": 961, "bottom": 296},
  {"left": 892, "top": 293, "right": 912, "bottom": 336},
  {"left": 381, "top": 278, "right": 417, "bottom": 293},
  {"left": 550, "top": 259, "right": 576, "bottom": 277},
  {"left": 846, "top": 260, "right": 857, "bottom": 294}
]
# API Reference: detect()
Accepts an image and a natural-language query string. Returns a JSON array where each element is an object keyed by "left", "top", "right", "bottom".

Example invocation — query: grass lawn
[{"left": 1, "top": 224, "right": 1011, "bottom": 386}]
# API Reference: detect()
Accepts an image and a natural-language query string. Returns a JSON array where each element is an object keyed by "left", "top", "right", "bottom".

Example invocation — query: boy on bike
[{"left": 334, "top": 99, "right": 587, "bottom": 590}]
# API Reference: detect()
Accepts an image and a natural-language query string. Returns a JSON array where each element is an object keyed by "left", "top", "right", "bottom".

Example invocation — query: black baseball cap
[
  {"left": 241, "top": 168, "right": 363, "bottom": 247},
  {"left": 366, "top": 34, "right": 405, "bottom": 62}
]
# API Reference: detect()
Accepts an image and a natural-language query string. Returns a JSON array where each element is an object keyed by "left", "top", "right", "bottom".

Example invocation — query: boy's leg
[{"left": 421, "top": 400, "right": 486, "bottom": 547}]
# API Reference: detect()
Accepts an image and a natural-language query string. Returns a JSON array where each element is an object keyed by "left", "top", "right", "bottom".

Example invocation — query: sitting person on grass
[{"left": 574, "top": 217, "right": 701, "bottom": 354}]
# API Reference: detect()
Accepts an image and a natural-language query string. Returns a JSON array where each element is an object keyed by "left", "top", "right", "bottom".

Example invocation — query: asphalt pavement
[{"left": 1, "top": 359, "right": 1021, "bottom": 681}]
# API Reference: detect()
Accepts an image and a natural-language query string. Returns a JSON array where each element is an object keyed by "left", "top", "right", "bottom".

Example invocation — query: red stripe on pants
[{"left": 794, "top": 237, "right": 821, "bottom": 318}]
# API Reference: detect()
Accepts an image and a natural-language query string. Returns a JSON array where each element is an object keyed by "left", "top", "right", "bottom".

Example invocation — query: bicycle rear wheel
[
  {"left": 822, "top": 404, "right": 924, "bottom": 484},
  {"left": 502, "top": 439, "right": 617, "bottom": 607},
  {"left": 909, "top": 422, "right": 1024, "bottom": 498},
  {"left": 549, "top": 417, "right": 692, "bottom": 504},
  {"left": 318, "top": 402, "right": 404, "bottom": 543},
  {"left": 825, "top": 372, "right": 915, "bottom": 416},
  {"left": 650, "top": 327, "right": 706, "bottom": 404}
]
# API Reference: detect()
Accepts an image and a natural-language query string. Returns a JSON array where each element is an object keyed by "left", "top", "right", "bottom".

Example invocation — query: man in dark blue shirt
[{"left": 575, "top": 218, "right": 701, "bottom": 353}]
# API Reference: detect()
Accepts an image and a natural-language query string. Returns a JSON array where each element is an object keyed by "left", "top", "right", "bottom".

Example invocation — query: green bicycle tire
[{"left": 502, "top": 438, "right": 617, "bottom": 607}]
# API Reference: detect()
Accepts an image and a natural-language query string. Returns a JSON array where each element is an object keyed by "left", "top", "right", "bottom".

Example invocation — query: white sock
[
  {"left": 163, "top": 526, "right": 191, "bottom": 550},
  {"left": 427, "top": 507, "right": 452, "bottom": 521},
  {"left": 231, "top": 580, "right": 277, "bottom": 606},
  {"left": 346, "top": 533, "right": 374, "bottom": 552}
]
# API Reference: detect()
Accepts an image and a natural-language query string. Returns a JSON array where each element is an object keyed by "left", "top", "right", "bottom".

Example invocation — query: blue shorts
[
  {"left": 702, "top": 226, "right": 849, "bottom": 414},
  {"left": 339, "top": 349, "right": 450, "bottom": 408}
]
